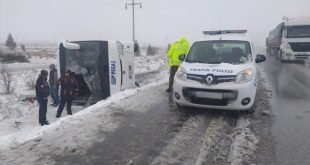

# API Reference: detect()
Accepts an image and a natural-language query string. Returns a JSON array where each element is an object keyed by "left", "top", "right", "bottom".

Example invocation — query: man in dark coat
[
  {"left": 35, "top": 70, "right": 50, "bottom": 126},
  {"left": 56, "top": 69, "right": 79, "bottom": 118},
  {"left": 48, "top": 64, "right": 59, "bottom": 106}
]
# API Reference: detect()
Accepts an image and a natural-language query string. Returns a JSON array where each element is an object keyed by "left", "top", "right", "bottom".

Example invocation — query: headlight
[
  {"left": 176, "top": 67, "right": 187, "bottom": 80},
  {"left": 285, "top": 53, "right": 292, "bottom": 57},
  {"left": 235, "top": 68, "right": 254, "bottom": 83}
]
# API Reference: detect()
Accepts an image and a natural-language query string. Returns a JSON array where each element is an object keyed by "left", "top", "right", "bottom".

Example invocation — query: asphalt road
[{"left": 261, "top": 57, "right": 310, "bottom": 165}]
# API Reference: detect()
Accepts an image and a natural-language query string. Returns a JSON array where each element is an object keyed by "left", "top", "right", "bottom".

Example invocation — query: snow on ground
[
  {"left": 193, "top": 115, "right": 259, "bottom": 165},
  {"left": 0, "top": 57, "right": 57, "bottom": 122},
  {"left": 6, "top": 56, "right": 56, "bottom": 72},
  {"left": 0, "top": 53, "right": 168, "bottom": 150},
  {"left": 0, "top": 80, "right": 168, "bottom": 165},
  {"left": 135, "top": 53, "right": 167, "bottom": 74},
  {"left": 151, "top": 115, "right": 209, "bottom": 165},
  {"left": 227, "top": 118, "right": 259, "bottom": 165}
]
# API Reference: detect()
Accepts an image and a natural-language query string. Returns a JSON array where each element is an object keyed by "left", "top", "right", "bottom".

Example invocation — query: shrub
[
  {"left": 0, "top": 52, "right": 29, "bottom": 63},
  {"left": 146, "top": 44, "right": 158, "bottom": 56},
  {"left": 0, "top": 64, "right": 14, "bottom": 94},
  {"left": 134, "top": 40, "right": 141, "bottom": 56},
  {"left": 25, "top": 70, "right": 37, "bottom": 90}
]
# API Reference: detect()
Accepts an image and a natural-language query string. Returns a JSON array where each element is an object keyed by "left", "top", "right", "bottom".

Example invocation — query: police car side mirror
[
  {"left": 179, "top": 54, "right": 186, "bottom": 61},
  {"left": 255, "top": 54, "right": 266, "bottom": 63}
]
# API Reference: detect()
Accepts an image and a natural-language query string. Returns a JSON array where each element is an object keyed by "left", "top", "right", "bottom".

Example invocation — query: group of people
[{"left": 35, "top": 65, "right": 79, "bottom": 126}]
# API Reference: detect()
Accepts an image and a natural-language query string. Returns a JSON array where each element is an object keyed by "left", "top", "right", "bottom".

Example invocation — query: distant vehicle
[
  {"left": 266, "top": 18, "right": 310, "bottom": 62},
  {"left": 173, "top": 30, "right": 266, "bottom": 111},
  {"left": 57, "top": 40, "right": 136, "bottom": 105}
]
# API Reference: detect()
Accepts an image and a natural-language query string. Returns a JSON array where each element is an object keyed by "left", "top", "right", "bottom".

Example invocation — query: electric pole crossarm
[{"left": 125, "top": 3, "right": 142, "bottom": 6}]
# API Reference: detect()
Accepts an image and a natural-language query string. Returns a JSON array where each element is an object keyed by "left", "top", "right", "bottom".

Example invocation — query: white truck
[
  {"left": 266, "top": 18, "right": 310, "bottom": 62},
  {"left": 58, "top": 40, "right": 136, "bottom": 105}
]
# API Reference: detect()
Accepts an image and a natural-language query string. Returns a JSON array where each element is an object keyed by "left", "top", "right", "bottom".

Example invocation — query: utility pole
[{"left": 125, "top": 0, "right": 142, "bottom": 42}]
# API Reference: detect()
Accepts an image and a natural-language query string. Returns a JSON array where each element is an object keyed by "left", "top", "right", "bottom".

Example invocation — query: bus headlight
[
  {"left": 235, "top": 68, "right": 253, "bottom": 83},
  {"left": 176, "top": 67, "right": 187, "bottom": 80}
]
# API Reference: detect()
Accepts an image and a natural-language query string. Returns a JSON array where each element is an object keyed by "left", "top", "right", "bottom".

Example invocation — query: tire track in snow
[{"left": 195, "top": 112, "right": 240, "bottom": 165}]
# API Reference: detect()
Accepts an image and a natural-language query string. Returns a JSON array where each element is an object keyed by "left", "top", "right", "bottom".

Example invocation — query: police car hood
[{"left": 181, "top": 62, "right": 254, "bottom": 76}]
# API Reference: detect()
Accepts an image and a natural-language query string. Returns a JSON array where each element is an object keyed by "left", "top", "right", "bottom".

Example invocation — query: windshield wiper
[{"left": 186, "top": 60, "right": 203, "bottom": 63}]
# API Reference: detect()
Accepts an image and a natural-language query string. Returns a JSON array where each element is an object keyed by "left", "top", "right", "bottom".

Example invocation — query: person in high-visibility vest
[{"left": 166, "top": 37, "right": 190, "bottom": 93}]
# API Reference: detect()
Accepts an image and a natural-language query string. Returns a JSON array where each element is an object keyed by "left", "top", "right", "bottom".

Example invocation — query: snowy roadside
[
  {"left": 134, "top": 53, "right": 167, "bottom": 74},
  {"left": 0, "top": 79, "right": 168, "bottom": 150},
  {"left": 0, "top": 53, "right": 168, "bottom": 150}
]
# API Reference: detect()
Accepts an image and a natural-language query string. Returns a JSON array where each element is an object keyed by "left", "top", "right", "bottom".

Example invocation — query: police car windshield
[{"left": 185, "top": 40, "right": 252, "bottom": 64}]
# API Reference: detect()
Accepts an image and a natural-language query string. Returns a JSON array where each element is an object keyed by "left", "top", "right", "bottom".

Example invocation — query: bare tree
[
  {"left": 1, "top": 64, "right": 14, "bottom": 94},
  {"left": 25, "top": 70, "right": 37, "bottom": 90}
]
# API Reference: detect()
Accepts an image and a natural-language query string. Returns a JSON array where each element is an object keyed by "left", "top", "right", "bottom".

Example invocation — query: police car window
[{"left": 186, "top": 40, "right": 252, "bottom": 64}]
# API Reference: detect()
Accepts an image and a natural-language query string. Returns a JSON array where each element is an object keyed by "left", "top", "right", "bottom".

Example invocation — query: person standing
[
  {"left": 166, "top": 37, "right": 190, "bottom": 93},
  {"left": 35, "top": 70, "right": 50, "bottom": 126},
  {"left": 48, "top": 64, "right": 59, "bottom": 106},
  {"left": 56, "top": 69, "right": 79, "bottom": 118}
]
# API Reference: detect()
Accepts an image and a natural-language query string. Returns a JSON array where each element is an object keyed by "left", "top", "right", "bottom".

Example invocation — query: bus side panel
[{"left": 108, "top": 42, "right": 122, "bottom": 95}]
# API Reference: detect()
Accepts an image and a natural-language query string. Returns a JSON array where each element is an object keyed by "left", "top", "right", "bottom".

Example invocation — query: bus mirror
[{"left": 63, "top": 39, "right": 80, "bottom": 50}]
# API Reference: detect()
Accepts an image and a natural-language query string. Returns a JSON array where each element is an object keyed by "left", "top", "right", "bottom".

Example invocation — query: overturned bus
[{"left": 57, "top": 40, "right": 136, "bottom": 105}]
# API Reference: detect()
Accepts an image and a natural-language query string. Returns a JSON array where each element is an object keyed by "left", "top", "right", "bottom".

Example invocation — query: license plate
[{"left": 195, "top": 91, "right": 222, "bottom": 99}]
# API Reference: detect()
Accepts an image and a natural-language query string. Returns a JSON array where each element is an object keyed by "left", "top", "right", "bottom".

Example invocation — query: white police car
[{"left": 173, "top": 30, "right": 266, "bottom": 111}]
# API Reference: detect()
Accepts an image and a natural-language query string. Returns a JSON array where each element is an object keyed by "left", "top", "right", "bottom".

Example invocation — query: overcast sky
[{"left": 0, "top": 0, "right": 310, "bottom": 47}]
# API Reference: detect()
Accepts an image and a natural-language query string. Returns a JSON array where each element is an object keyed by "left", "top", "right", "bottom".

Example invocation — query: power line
[{"left": 125, "top": 0, "right": 142, "bottom": 42}]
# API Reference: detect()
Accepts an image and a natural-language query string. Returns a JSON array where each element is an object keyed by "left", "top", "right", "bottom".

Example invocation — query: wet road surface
[{"left": 263, "top": 57, "right": 310, "bottom": 165}]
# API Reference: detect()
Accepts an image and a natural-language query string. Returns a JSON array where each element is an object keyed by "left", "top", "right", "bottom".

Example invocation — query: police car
[{"left": 173, "top": 30, "right": 266, "bottom": 111}]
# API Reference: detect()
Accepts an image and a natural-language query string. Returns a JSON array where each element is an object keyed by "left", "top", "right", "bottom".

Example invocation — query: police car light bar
[{"left": 203, "top": 30, "right": 247, "bottom": 35}]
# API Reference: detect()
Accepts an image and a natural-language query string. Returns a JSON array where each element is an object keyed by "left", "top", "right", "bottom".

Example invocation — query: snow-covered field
[
  {"left": 135, "top": 48, "right": 167, "bottom": 74},
  {"left": 135, "top": 55, "right": 167, "bottom": 74}
]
